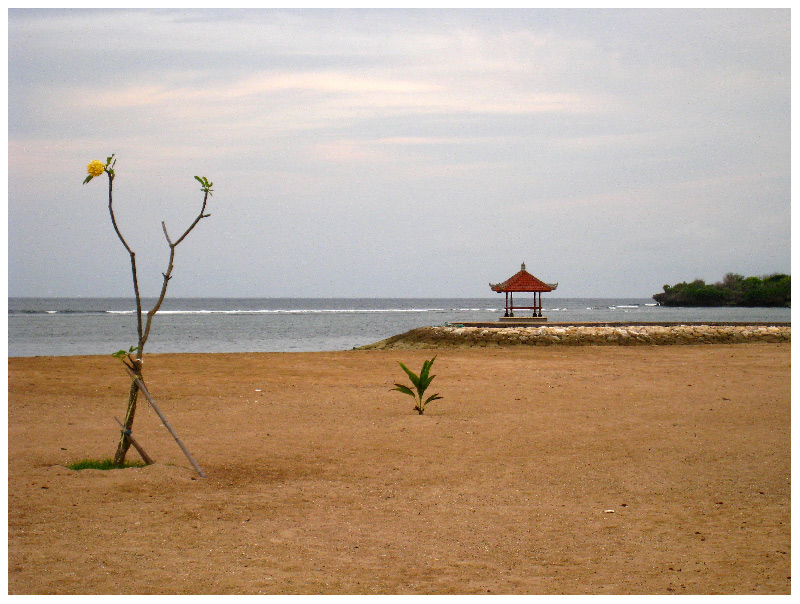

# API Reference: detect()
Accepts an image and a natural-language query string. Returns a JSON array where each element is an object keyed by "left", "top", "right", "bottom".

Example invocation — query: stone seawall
[{"left": 358, "top": 324, "right": 791, "bottom": 350}]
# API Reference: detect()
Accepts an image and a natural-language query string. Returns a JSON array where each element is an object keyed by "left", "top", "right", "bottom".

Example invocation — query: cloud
[{"left": 8, "top": 8, "right": 791, "bottom": 298}]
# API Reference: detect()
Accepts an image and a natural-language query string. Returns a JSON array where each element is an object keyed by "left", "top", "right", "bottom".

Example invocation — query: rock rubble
[{"left": 358, "top": 324, "right": 790, "bottom": 350}]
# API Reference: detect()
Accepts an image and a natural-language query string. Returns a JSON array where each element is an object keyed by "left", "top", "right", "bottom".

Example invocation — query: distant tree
[
  {"left": 721, "top": 272, "right": 745, "bottom": 291},
  {"left": 653, "top": 273, "right": 790, "bottom": 307},
  {"left": 84, "top": 155, "right": 214, "bottom": 466}
]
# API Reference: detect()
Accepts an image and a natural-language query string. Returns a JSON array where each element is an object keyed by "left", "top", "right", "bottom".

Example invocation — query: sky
[{"left": 7, "top": 8, "right": 791, "bottom": 298}]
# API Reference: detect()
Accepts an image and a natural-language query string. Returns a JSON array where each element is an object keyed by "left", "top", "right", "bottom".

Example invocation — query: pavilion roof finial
[{"left": 521, "top": 262, "right": 526, "bottom": 271}]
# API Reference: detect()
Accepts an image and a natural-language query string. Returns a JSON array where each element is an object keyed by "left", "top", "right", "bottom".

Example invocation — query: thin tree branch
[
  {"left": 141, "top": 190, "right": 210, "bottom": 346},
  {"left": 162, "top": 222, "right": 172, "bottom": 245},
  {"left": 107, "top": 171, "right": 143, "bottom": 346},
  {"left": 172, "top": 191, "right": 209, "bottom": 247}
]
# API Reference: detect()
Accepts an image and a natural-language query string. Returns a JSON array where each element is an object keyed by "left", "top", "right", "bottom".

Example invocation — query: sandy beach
[{"left": 8, "top": 343, "right": 790, "bottom": 594}]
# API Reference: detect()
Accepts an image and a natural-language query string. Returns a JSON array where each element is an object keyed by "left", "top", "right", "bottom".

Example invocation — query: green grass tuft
[{"left": 67, "top": 458, "right": 148, "bottom": 471}]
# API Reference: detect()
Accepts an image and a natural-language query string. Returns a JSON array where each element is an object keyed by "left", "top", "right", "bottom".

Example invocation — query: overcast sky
[{"left": 8, "top": 8, "right": 791, "bottom": 298}]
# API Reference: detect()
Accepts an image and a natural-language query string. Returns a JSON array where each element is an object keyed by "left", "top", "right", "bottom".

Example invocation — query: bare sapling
[{"left": 84, "top": 155, "right": 214, "bottom": 466}]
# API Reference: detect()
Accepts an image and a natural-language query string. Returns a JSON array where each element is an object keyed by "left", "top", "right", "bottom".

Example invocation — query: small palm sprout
[{"left": 391, "top": 356, "right": 443, "bottom": 415}]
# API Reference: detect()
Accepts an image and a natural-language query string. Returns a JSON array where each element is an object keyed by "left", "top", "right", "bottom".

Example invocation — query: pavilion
[{"left": 490, "top": 263, "right": 558, "bottom": 319}]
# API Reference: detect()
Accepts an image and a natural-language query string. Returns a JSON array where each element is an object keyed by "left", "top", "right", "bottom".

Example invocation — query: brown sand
[{"left": 8, "top": 344, "right": 790, "bottom": 594}]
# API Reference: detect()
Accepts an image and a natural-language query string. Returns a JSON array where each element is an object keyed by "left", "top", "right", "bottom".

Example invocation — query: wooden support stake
[
  {"left": 113, "top": 416, "right": 155, "bottom": 465},
  {"left": 124, "top": 367, "right": 206, "bottom": 478}
]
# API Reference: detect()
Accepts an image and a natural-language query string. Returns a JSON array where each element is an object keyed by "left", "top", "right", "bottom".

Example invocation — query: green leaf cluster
[
  {"left": 194, "top": 175, "right": 214, "bottom": 196},
  {"left": 112, "top": 345, "right": 139, "bottom": 359},
  {"left": 653, "top": 273, "right": 790, "bottom": 307},
  {"left": 391, "top": 356, "right": 443, "bottom": 415}
]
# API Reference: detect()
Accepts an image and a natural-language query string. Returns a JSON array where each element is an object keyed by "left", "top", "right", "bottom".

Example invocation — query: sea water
[{"left": 7, "top": 297, "right": 791, "bottom": 357}]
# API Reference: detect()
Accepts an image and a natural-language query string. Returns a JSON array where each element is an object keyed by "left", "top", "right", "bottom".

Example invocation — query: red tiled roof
[{"left": 490, "top": 263, "right": 557, "bottom": 293}]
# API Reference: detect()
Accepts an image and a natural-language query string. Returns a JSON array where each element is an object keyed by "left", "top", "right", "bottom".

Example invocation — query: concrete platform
[
  {"left": 449, "top": 320, "right": 791, "bottom": 328},
  {"left": 497, "top": 316, "right": 548, "bottom": 324},
  {"left": 455, "top": 320, "right": 549, "bottom": 327}
]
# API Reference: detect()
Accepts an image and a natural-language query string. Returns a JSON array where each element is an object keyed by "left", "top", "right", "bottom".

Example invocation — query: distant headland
[{"left": 653, "top": 273, "right": 790, "bottom": 307}]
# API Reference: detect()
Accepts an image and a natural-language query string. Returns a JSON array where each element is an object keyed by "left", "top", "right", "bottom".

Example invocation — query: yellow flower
[{"left": 87, "top": 160, "right": 105, "bottom": 177}]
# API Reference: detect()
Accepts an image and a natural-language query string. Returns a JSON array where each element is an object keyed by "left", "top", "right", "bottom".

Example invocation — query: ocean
[{"left": 7, "top": 297, "right": 791, "bottom": 357}]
